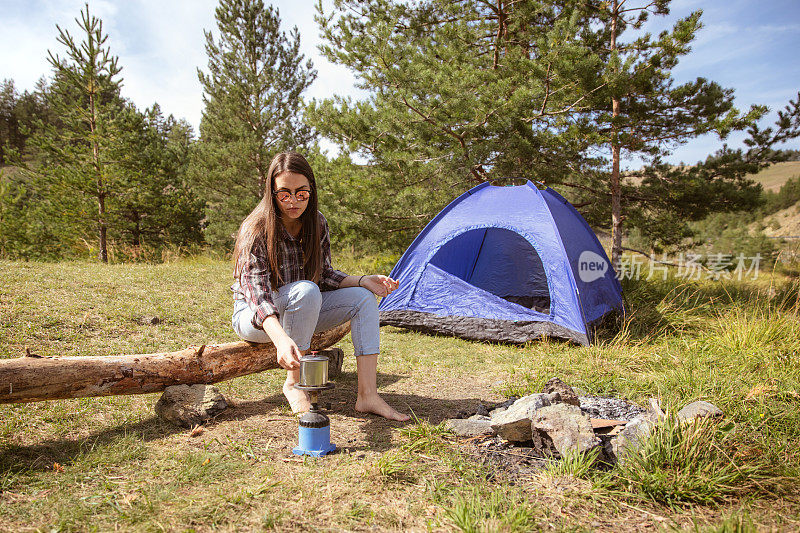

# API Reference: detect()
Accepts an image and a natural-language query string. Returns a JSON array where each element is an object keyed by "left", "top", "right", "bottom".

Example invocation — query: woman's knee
[
  {"left": 353, "top": 287, "right": 378, "bottom": 314},
  {"left": 231, "top": 307, "right": 271, "bottom": 343},
  {"left": 285, "top": 280, "right": 322, "bottom": 312}
]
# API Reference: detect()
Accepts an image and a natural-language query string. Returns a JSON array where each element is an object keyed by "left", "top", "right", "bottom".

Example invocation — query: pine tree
[
  {"left": 310, "top": 0, "right": 610, "bottom": 249},
  {"left": 193, "top": 0, "right": 316, "bottom": 249},
  {"left": 550, "top": 2, "right": 800, "bottom": 261},
  {"left": 313, "top": 0, "right": 800, "bottom": 257},
  {"left": 0, "top": 79, "right": 51, "bottom": 165},
  {"left": 109, "top": 104, "right": 205, "bottom": 251},
  {"left": 32, "top": 4, "right": 124, "bottom": 262},
  {"left": 572, "top": 0, "right": 768, "bottom": 267},
  {"left": 624, "top": 94, "right": 800, "bottom": 253},
  {"left": 0, "top": 80, "right": 22, "bottom": 165}
]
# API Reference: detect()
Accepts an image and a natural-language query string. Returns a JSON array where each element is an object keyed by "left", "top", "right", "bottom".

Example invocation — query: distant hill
[
  {"left": 750, "top": 162, "right": 800, "bottom": 241},
  {"left": 762, "top": 202, "right": 800, "bottom": 241},
  {"left": 747, "top": 161, "right": 800, "bottom": 192}
]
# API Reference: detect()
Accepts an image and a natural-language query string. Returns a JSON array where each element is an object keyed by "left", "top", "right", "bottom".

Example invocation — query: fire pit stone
[
  {"left": 489, "top": 393, "right": 551, "bottom": 442},
  {"left": 531, "top": 403, "right": 600, "bottom": 457},
  {"left": 609, "top": 411, "right": 660, "bottom": 463},
  {"left": 445, "top": 415, "right": 495, "bottom": 437},
  {"left": 542, "top": 377, "right": 581, "bottom": 407},
  {"left": 677, "top": 400, "right": 723, "bottom": 422}
]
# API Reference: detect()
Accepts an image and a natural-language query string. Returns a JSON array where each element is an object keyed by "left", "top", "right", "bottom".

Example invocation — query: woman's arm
[
  {"left": 238, "top": 246, "right": 302, "bottom": 370},
  {"left": 261, "top": 315, "right": 302, "bottom": 370},
  {"left": 340, "top": 274, "right": 399, "bottom": 298}
]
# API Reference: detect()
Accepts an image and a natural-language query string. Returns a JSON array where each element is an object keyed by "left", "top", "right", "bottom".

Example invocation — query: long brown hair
[{"left": 233, "top": 152, "right": 321, "bottom": 287}]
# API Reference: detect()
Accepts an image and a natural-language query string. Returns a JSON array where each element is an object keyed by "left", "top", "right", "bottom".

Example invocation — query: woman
[{"left": 231, "top": 152, "right": 409, "bottom": 421}]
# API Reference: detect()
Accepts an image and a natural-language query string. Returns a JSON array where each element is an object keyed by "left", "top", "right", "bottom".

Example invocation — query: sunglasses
[{"left": 273, "top": 189, "right": 311, "bottom": 203}]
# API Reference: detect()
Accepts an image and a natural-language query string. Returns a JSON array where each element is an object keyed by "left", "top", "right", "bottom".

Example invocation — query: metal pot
[{"left": 298, "top": 354, "right": 329, "bottom": 388}]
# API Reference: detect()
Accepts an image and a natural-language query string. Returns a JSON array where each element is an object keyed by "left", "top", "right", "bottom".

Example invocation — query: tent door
[{"left": 429, "top": 227, "right": 551, "bottom": 314}]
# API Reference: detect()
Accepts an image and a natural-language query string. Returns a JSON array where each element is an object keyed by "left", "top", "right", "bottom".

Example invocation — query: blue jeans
[{"left": 232, "top": 281, "right": 380, "bottom": 356}]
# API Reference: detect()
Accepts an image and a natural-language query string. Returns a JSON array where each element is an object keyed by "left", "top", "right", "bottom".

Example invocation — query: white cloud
[
  {"left": 1, "top": 0, "right": 796, "bottom": 165},
  {"left": 0, "top": 0, "right": 360, "bottom": 133},
  {"left": 106, "top": 1, "right": 218, "bottom": 128}
]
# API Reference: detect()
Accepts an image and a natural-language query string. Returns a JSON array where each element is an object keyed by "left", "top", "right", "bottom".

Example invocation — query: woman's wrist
[{"left": 358, "top": 275, "right": 366, "bottom": 287}]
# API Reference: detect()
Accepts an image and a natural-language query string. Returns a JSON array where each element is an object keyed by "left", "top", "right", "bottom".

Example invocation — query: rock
[
  {"left": 542, "top": 377, "right": 580, "bottom": 407},
  {"left": 490, "top": 394, "right": 551, "bottom": 442},
  {"left": 579, "top": 395, "right": 647, "bottom": 420},
  {"left": 610, "top": 412, "right": 659, "bottom": 463},
  {"left": 648, "top": 397, "right": 666, "bottom": 420},
  {"left": 138, "top": 316, "right": 160, "bottom": 325},
  {"left": 155, "top": 384, "right": 228, "bottom": 427},
  {"left": 545, "top": 392, "right": 562, "bottom": 404},
  {"left": 487, "top": 396, "right": 519, "bottom": 418},
  {"left": 489, "top": 406, "right": 506, "bottom": 417},
  {"left": 454, "top": 401, "right": 493, "bottom": 420},
  {"left": 445, "top": 415, "right": 494, "bottom": 437},
  {"left": 531, "top": 403, "right": 599, "bottom": 458},
  {"left": 677, "top": 400, "right": 723, "bottom": 423},
  {"left": 497, "top": 397, "right": 518, "bottom": 410},
  {"left": 475, "top": 403, "right": 491, "bottom": 417}
]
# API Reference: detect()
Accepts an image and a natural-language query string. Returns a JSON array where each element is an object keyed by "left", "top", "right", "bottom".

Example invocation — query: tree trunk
[
  {"left": 609, "top": 0, "right": 623, "bottom": 272},
  {"left": 610, "top": 141, "right": 622, "bottom": 271},
  {"left": 493, "top": 0, "right": 507, "bottom": 70},
  {"left": 99, "top": 193, "right": 108, "bottom": 262},
  {"left": 132, "top": 211, "right": 141, "bottom": 247},
  {"left": 89, "top": 86, "right": 108, "bottom": 263},
  {"left": 0, "top": 323, "right": 350, "bottom": 404}
]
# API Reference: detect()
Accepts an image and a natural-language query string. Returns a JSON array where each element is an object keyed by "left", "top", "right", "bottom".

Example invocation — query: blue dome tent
[{"left": 378, "top": 181, "right": 624, "bottom": 345}]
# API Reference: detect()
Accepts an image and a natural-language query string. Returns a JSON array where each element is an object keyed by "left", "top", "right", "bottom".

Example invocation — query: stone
[
  {"left": 531, "top": 403, "right": 600, "bottom": 458},
  {"left": 542, "top": 377, "right": 580, "bottom": 407},
  {"left": 475, "top": 403, "right": 491, "bottom": 417},
  {"left": 488, "top": 396, "right": 519, "bottom": 418},
  {"left": 454, "top": 401, "right": 493, "bottom": 420},
  {"left": 155, "top": 384, "right": 228, "bottom": 428},
  {"left": 579, "top": 395, "right": 647, "bottom": 420},
  {"left": 648, "top": 398, "right": 666, "bottom": 420},
  {"left": 677, "top": 401, "right": 723, "bottom": 423},
  {"left": 488, "top": 406, "right": 507, "bottom": 417},
  {"left": 445, "top": 415, "right": 494, "bottom": 437},
  {"left": 489, "top": 393, "right": 551, "bottom": 442},
  {"left": 609, "top": 412, "right": 659, "bottom": 464},
  {"left": 138, "top": 316, "right": 160, "bottom": 325},
  {"left": 545, "top": 392, "right": 561, "bottom": 404},
  {"left": 497, "top": 397, "right": 518, "bottom": 410}
]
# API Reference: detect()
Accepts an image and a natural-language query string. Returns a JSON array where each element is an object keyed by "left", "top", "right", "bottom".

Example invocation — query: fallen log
[{"left": 0, "top": 323, "right": 350, "bottom": 405}]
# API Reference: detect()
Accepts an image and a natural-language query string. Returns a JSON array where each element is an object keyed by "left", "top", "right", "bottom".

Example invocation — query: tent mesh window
[{"left": 429, "top": 228, "right": 550, "bottom": 313}]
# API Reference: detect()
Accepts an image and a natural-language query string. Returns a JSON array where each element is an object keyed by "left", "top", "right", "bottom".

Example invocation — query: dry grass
[
  {"left": 746, "top": 161, "right": 800, "bottom": 192},
  {"left": 1, "top": 258, "right": 799, "bottom": 531}
]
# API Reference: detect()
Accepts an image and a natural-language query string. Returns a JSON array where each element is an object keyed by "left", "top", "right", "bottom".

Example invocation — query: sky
[{"left": 1, "top": 0, "right": 798, "bottom": 167}]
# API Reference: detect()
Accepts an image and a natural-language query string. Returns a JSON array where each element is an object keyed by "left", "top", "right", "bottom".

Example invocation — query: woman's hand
[
  {"left": 361, "top": 275, "right": 399, "bottom": 297},
  {"left": 275, "top": 335, "right": 302, "bottom": 370},
  {"left": 261, "top": 315, "right": 302, "bottom": 370}
]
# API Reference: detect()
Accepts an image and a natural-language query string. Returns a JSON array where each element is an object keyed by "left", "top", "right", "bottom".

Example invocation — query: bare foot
[
  {"left": 283, "top": 382, "right": 311, "bottom": 414},
  {"left": 355, "top": 394, "right": 411, "bottom": 421}
]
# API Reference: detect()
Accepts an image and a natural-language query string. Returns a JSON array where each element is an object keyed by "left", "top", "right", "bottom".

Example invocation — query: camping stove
[{"left": 292, "top": 352, "right": 336, "bottom": 457}]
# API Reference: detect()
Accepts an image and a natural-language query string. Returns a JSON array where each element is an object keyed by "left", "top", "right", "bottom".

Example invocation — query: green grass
[
  {"left": 544, "top": 447, "right": 601, "bottom": 479},
  {"left": 606, "top": 416, "right": 775, "bottom": 507},
  {"left": 1, "top": 257, "right": 800, "bottom": 531}
]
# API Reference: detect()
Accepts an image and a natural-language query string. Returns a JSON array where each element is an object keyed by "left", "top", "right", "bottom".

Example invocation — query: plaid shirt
[{"left": 232, "top": 211, "right": 348, "bottom": 329}]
